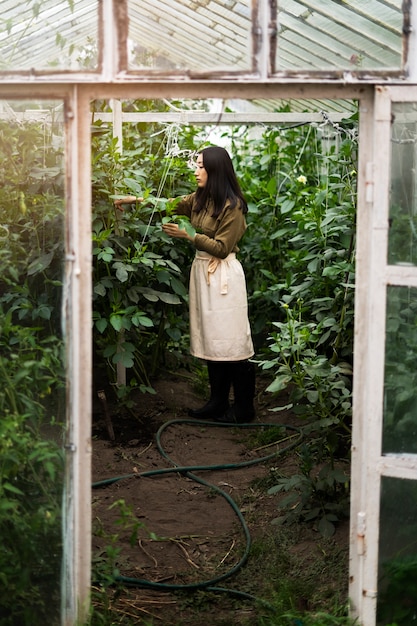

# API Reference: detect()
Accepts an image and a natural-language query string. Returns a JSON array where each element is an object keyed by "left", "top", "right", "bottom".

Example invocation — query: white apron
[{"left": 189, "top": 251, "right": 254, "bottom": 361}]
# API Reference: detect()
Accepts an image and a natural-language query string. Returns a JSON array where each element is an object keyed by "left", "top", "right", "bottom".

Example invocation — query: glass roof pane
[
  {"left": 0, "top": 0, "right": 408, "bottom": 77},
  {"left": 127, "top": 0, "right": 252, "bottom": 72},
  {"left": 277, "top": 0, "right": 403, "bottom": 72},
  {"left": 0, "top": 0, "right": 99, "bottom": 72}
]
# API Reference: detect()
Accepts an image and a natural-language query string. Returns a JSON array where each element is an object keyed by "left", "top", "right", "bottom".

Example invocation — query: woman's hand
[{"left": 162, "top": 222, "right": 194, "bottom": 242}]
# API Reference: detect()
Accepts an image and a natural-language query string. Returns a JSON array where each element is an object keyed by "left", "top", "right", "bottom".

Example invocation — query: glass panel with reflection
[
  {"left": 377, "top": 476, "right": 417, "bottom": 625},
  {"left": 276, "top": 0, "right": 403, "bottom": 73},
  {"left": 0, "top": 100, "right": 65, "bottom": 623},
  {"left": 0, "top": 0, "right": 99, "bottom": 72},
  {"left": 128, "top": 0, "right": 252, "bottom": 72},
  {"left": 383, "top": 286, "right": 417, "bottom": 454},
  {"left": 389, "top": 102, "right": 417, "bottom": 265}
]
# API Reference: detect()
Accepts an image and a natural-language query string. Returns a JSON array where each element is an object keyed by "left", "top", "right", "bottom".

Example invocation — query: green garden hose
[{"left": 93, "top": 418, "right": 304, "bottom": 611}]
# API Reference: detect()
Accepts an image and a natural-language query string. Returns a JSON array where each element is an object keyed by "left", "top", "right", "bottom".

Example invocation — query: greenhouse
[{"left": 1, "top": 1, "right": 417, "bottom": 625}]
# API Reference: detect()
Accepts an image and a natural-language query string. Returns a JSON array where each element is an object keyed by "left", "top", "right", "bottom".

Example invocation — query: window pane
[
  {"left": 383, "top": 286, "right": 417, "bottom": 454},
  {"left": 388, "top": 102, "right": 417, "bottom": 265},
  {"left": 0, "top": 100, "right": 65, "bottom": 622},
  {"left": 128, "top": 0, "right": 252, "bottom": 72},
  {"left": 276, "top": 0, "right": 403, "bottom": 73},
  {"left": 0, "top": 0, "right": 99, "bottom": 71},
  {"left": 377, "top": 476, "right": 417, "bottom": 625}
]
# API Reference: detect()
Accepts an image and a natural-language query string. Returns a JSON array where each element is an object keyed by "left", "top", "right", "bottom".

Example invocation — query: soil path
[{"left": 91, "top": 373, "right": 349, "bottom": 625}]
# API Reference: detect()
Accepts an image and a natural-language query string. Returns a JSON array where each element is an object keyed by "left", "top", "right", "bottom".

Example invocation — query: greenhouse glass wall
[{"left": 0, "top": 2, "right": 416, "bottom": 625}]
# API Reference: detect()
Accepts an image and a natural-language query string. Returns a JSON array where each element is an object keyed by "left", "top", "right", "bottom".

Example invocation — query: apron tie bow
[{"left": 207, "top": 257, "right": 229, "bottom": 294}]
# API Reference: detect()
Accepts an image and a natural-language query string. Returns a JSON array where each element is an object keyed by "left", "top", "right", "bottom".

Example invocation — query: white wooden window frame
[
  {"left": 0, "top": 82, "right": 368, "bottom": 626},
  {"left": 349, "top": 84, "right": 417, "bottom": 626},
  {"left": 0, "top": 2, "right": 416, "bottom": 625}
]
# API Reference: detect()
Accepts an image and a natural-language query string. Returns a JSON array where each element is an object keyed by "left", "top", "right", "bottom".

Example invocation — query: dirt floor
[{"left": 91, "top": 371, "right": 350, "bottom": 625}]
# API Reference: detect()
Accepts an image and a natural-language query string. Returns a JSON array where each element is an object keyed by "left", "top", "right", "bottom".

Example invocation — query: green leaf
[
  {"left": 103, "top": 344, "right": 117, "bottom": 358},
  {"left": 270, "top": 403, "right": 294, "bottom": 412},
  {"left": 166, "top": 327, "right": 182, "bottom": 341},
  {"left": 267, "top": 177, "right": 277, "bottom": 195},
  {"left": 156, "top": 270, "right": 171, "bottom": 285},
  {"left": 3, "top": 482, "right": 24, "bottom": 496},
  {"left": 170, "top": 277, "right": 187, "bottom": 296},
  {"left": 113, "top": 262, "right": 130, "bottom": 282},
  {"left": 27, "top": 252, "right": 54, "bottom": 276},
  {"left": 278, "top": 492, "right": 299, "bottom": 508},
  {"left": 267, "top": 484, "right": 285, "bottom": 495},
  {"left": 116, "top": 267, "right": 129, "bottom": 282},
  {"left": 94, "top": 283, "right": 107, "bottom": 296},
  {"left": 34, "top": 304, "right": 52, "bottom": 320},
  {"left": 110, "top": 315, "right": 124, "bottom": 332},
  {"left": 303, "top": 507, "right": 321, "bottom": 521},
  {"left": 95, "top": 318, "right": 108, "bottom": 333},
  {"left": 280, "top": 199, "right": 295, "bottom": 214},
  {"left": 306, "top": 390, "right": 319, "bottom": 403},
  {"left": 307, "top": 257, "right": 320, "bottom": 272},
  {"left": 97, "top": 247, "right": 115, "bottom": 262},
  {"left": 113, "top": 352, "right": 134, "bottom": 368},
  {"left": 143, "top": 292, "right": 158, "bottom": 302},
  {"left": 332, "top": 469, "right": 349, "bottom": 483},
  {"left": 123, "top": 178, "right": 143, "bottom": 195},
  {"left": 159, "top": 292, "right": 180, "bottom": 305},
  {"left": 266, "top": 375, "right": 292, "bottom": 393},
  {"left": 178, "top": 218, "right": 196, "bottom": 238},
  {"left": 318, "top": 516, "right": 336, "bottom": 538},
  {"left": 131, "top": 313, "right": 153, "bottom": 328}
]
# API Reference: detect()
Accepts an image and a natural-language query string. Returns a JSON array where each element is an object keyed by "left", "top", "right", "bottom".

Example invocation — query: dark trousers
[{"left": 189, "top": 360, "right": 255, "bottom": 423}]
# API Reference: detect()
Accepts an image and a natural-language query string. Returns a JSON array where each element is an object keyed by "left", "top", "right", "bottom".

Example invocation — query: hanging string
[
  {"left": 137, "top": 125, "right": 179, "bottom": 250},
  {"left": 319, "top": 110, "right": 358, "bottom": 141},
  {"left": 137, "top": 101, "right": 227, "bottom": 248}
]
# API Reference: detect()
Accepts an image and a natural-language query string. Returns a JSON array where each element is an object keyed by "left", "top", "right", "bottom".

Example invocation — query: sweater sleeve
[{"left": 194, "top": 205, "right": 247, "bottom": 259}]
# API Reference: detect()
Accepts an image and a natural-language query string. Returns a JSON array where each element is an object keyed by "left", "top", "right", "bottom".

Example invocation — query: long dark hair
[{"left": 194, "top": 146, "right": 248, "bottom": 217}]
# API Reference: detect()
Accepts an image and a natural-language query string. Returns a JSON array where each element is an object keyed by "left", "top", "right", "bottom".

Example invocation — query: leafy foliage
[
  {"left": 91, "top": 102, "right": 202, "bottom": 394},
  {"left": 267, "top": 443, "right": 350, "bottom": 538},
  {"left": 0, "top": 113, "right": 65, "bottom": 623},
  {"left": 232, "top": 119, "right": 356, "bottom": 536},
  {"left": 91, "top": 105, "right": 357, "bottom": 535},
  {"left": 1, "top": 100, "right": 360, "bottom": 621}
]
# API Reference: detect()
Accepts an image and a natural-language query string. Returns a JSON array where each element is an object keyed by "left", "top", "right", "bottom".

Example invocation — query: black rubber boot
[
  {"left": 217, "top": 360, "right": 256, "bottom": 423},
  {"left": 188, "top": 361, "right": 231, "bottom": 420}
]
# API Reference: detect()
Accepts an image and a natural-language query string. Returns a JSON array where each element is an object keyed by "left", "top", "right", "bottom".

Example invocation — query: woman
[{"left": 116, "top": 146, "right": 255, "bottom": 423}]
